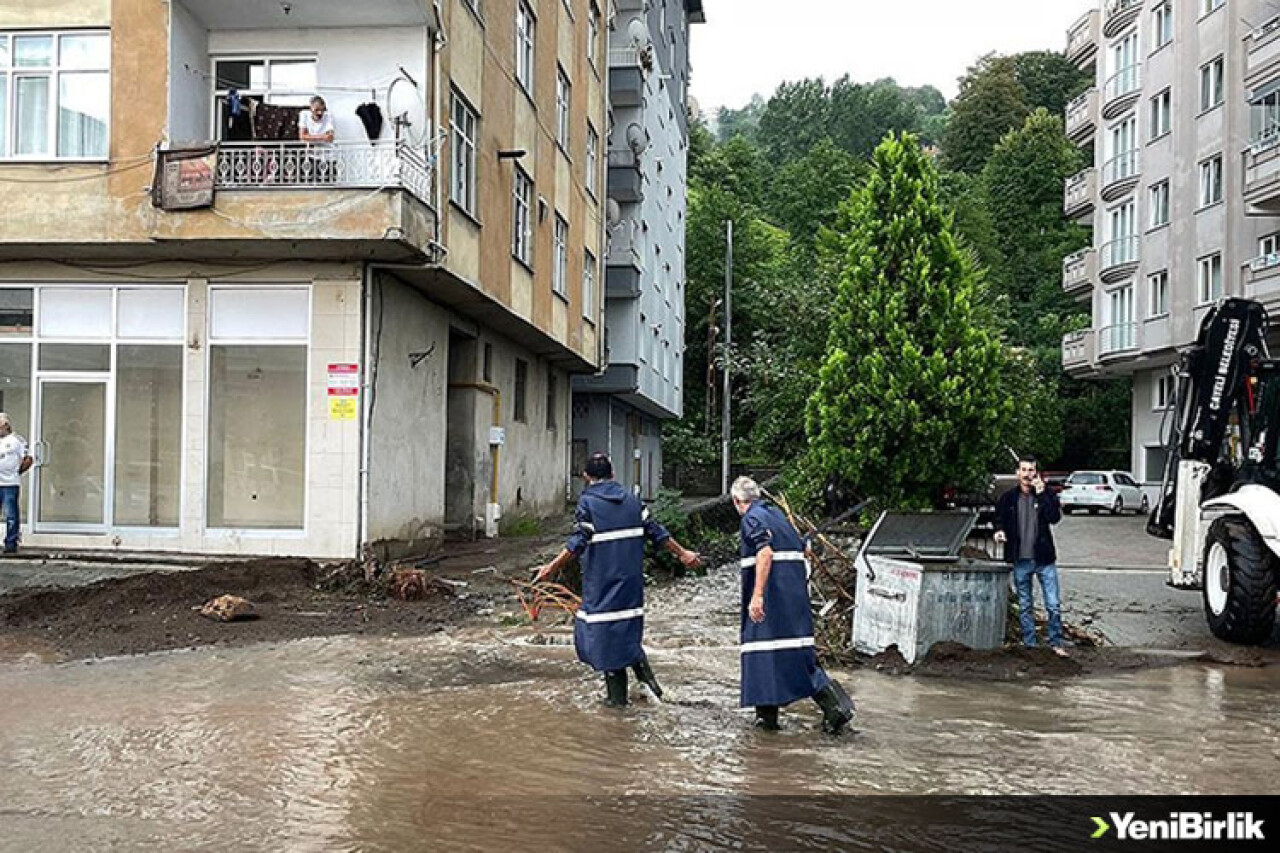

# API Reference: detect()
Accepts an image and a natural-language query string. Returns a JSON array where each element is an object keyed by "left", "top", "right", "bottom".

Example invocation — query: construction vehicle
[{"left": 1147, "top": 297, "right": 1280, "bottom": 644}]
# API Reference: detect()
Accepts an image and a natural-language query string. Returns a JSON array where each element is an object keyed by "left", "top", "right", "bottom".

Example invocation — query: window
[
  {"left": 587, "top": 2, "right": 601, "bottom": 68},
  {"left": 1252, "top": 88, "right": 1280, "bottom": 146},
  {"left": 1147, "top": 270, "right": 1169, "bottom": 317},
  {"left": 1145, "top": 445, "right": 1169, "bottom": 483},
  {"left": 1198, "top": 253, "right": 1223, "bottom": 304},
  {"left": 450, "top": 92, "right": 478, "bottom": 216},
  {"left": 512, "top": 166, "right": 533, "bottom": 265},
  {"left": 0, "top": 31, "right": 110, "bottom": 158},
  {"left": 553, "top": 214, "right": 569, "bottom": 299},
  {"left": 482, "top": 343, "right": 493, "bottom": 383},
  {"left": 1200, "top": 57, "right": 1224, "bottom": 112},
  {"left": 1153, "top": 2, "right": 1173, "bottom": 48},
  {"left": 583, "top": 249, "right": 596, "bottom": 319},
  {"left": 515, "top": 0, "right": 536, "bottom": 96},
  {"left": 213, "top": 56, "right": 317, "bottom": 140},
  {"left": 1149, "top": 89, "right": 1171, "bottom": 139},
  {"left": 1199, "top": 154, "right": 1223, "bottom": 207},
  {"left": 555, "top": 67, "right": 571, "bottom": 149},
  {"left": 1201, "top": 0, "right": 1224, "bottom": 17},
  {"left": 545, "top": 369, "right": 557, "bottom": 430},
  {"left": 1106, "top": 285, "right": 1136, "bottom": 352},
  {"left": 1261, "top": 232, "right": 1280, "bottom": 261},
  {"left": 1153, "top": 373, "right": 1175, "bottom": 411},
  {"left": 586, "top": 124, "right": 599, "bottom": 196},
  {"left": 1149, "top": 181, "right": 1169, "bottom": 229},
  {"left": 514, "top": 358, "right": 528, "bottom": 422}
]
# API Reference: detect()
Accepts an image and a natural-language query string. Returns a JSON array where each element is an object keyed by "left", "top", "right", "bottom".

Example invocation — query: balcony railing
[
  {"left": 1099, "top": 322, "right": 1139, "bottom": 355},
  {"left": 1061, "top": 329, "right": 1096, "bottom": 371},
  {"left": 608, "top": 219, "right": 644, "bottom": 269},
  {"left": 1104, "top": 0, "right": 1142, "bottom": 37},
  {"left": 1066, "top": 9, "right": 1101, "bottom": 67},
  {"left": 1102, "top": 149, "right": 1140, "bottom": 191},
  {"left": 1101, "top": 235, "right": 1139, "bottom": 272},
  {"left": 609, "top": 46, "right": 650, "bottom": 70},
  {"left": 1250, "top": 252, "right": 1280, "bottom": 274},
  {"left": 1246, "top": 17, "right": 1280, "bottom": 88},
  {"left": 214, "top": 140, "right": 433, "bottom": 207},
  {"left": 1062, "top": 247, "right": 1097, "bottom": 293},
  {"left": 1065, "top": 88, "right": 1099, "bottom": 141},
  {"left": 1103, "top": 65, "right": 1141, "bottom": 108}
]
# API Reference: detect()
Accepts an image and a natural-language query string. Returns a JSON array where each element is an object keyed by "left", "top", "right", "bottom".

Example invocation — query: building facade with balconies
[
  {"left": 0, "top": 0, "right": 608, "bottom": 558},
  {"left": 571, "top": 0, "right": 702, "bottom": 499},
  {"left": 1062, "top": 0, "right": 1280, "bottom": 492}
]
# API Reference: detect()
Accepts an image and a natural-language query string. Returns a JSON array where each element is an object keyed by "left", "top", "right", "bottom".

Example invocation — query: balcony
[
  {"left": 606, "top": 218, "right": 644, "bottom": 299},
  {"left": 1103, "top": 0, "right": 1142, "bottom": 39},
  {"left": 1065, "top": 88, "right": 1099, "bottom": 145},
  {"left": 1066, "top": 9, "right": 1101, "bottom": 70},
  {"left": 214, "top": 141, "right": 432, "bottom": 204},
  {"left": 1101, "top": 149, "right": 1141, "bottom": 201},
  {"left": 1063, "top": 167, "right": 1097, "bottom": 220},
  {"left": 1245, "top": 251, "right": 1280, "bottom": 313},
  {"left": 1099, "top": 323, "right": 1140, "bottom": 358},
  {"left": 1244, "top": 134, "right": 1280, "bottom": 213},
  {"left": 1245, "top": 17, "right": 1280, "bottom": 91},
  {"left": 1100, "top": 236, "right": 1140, "bottom": 282},
  {"left": 607, "top": 148, "right": 644, "bottom": 203},
  {"left": 609, "top": 47, "right": 648, "bottom": 107},
  {"left": 1062, "top": 247, "right": 1097, "bottom": 298},
  {"left": 1061, "top": 330, "right": 1098, "bottom": 377},
  {"left": 1103, "top": 64, "right": 1141, "bottom": 119}
]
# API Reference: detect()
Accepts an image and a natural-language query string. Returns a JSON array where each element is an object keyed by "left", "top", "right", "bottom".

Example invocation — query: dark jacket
[{"left": 994, "top": 486, "right": 1061, "bottom": 566}]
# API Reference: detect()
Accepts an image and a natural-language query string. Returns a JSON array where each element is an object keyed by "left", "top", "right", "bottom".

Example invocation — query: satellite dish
[
  {"left": 625, "top": 123, "right": 648, "bottom": 155},
  {"left": 606, "top": 198, "right": 622, "bottom": 227},
  {"left": 626, "top": 18, "right": 649, "bottom": 47}
]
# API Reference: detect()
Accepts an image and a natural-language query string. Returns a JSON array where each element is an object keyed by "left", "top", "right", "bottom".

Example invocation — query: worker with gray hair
[
  {"left": 0, "top": 412, "right": 32, "bottom": 554},
  {"left": 731, "top": 476, "right": 854, "bottom": 733}
]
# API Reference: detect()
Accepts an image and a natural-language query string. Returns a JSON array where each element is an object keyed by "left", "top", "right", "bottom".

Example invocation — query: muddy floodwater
[{"left": 2, "top": 570, "right": 1279, "bottom": 852}]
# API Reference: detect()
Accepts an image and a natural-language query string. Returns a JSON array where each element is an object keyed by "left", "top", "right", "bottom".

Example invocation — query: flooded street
[{"left": 2, "top": 567, "right": 1279, "bottom": 851}]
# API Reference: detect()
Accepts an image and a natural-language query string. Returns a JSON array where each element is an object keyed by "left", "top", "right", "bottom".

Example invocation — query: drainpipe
[
  {"left": 358, "top": 266, "right": 376, "bottom": 560},
  {"left": 431, "top": 2, "right": 445, "bottom": 245},
  {"left": 448, "top": 381, "right": 503, "bottom": 538}
]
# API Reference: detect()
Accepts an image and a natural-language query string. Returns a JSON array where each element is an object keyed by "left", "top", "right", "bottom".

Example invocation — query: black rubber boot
[
  {"left": 813, "top": 681, "right": 855, "bottom": 735},
  {"left": 604, "top": 669, "right": 629, "bottom": 707},
  {"left": 753, "top": 705, "right": 780, "bottom": 731},
  {"left": 631, "top": 653, "right": 664, "bottom": 700}
]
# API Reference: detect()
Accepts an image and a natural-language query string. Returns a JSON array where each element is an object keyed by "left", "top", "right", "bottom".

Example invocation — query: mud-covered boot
[
  {"left": 813, "top": 681, "right": 855, "bottom": 735},
  {"left": 753, "top": 705, "right": 780, "bottom": 731},
  {"left": 604, "top": 669, "right": 629, "bottom": 707},
  {"left": 631, "top": 653, "right": 664, "bottom": 701}
]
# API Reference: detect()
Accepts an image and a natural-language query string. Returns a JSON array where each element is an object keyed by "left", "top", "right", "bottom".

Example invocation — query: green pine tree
[{"left": 805, "top": 133, "right": 1014, "bottom": 509}]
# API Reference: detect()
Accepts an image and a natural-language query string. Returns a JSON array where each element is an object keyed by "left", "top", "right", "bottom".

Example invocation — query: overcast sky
[{"left": 689, "top": 0, "right": 1098, "bottom": 113}]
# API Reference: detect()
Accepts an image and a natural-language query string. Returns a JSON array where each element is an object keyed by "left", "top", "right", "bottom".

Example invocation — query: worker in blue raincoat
[
  {"left": 535, "top": 453, "right": 702, "bottom": 706},
  {"left": 731, "top": 476, "right": 855, "bottom": 733}
]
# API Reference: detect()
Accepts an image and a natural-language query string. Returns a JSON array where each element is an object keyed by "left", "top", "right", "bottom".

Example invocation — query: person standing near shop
[
  {"left": 0, "top": 413, "right": 33, "bottom": 555},
  {"left": 994, "top": 455, "right": 1069, "bottom": 656}
]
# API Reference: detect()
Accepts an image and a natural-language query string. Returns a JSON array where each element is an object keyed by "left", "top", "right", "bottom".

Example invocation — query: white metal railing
[
  {"left": 1250, "top": 252, "right": 1280, "bottom": 273},
  {"left": 1105, "top": 0, "right": 1141, "bottom": 22},
  {"left": 1099, "top": 322, "right": 1138, "bottom": 354},
  {"left": 1104, "top": 64, "right": 1141, "bottom": 104},
  {"left": 1062, "top": 330, "right": 1094, "bottom": 366},
  {"left": 1067, "top": 11, "right": 1097, "bottom": 54},
  {"left": 215, "top": 140, "right": 434, "bottom": 206},
  {"left": 1101, "top": 235, "right": 1139, "bottom": 270},
  {"left": 1066, "top": 90, "right": 1092, "bottom": 116},
  {"left": 1102, "top": 149, "right": 1140, "bottom": 187},
  {"left": 1252, "top": 15, "right": 1280, "bottom": 43},
  {"left": 608, "top": 219, "right": 644, "bottom": 267},
  {"left": 1249, "top": 129, "right": 1280, "bottom": 156},
  {"left": 609, "top": 46, "right": 646, "bottom": 69},
  {"left": 1063, "top": 248, "right": 1092, "bottom": 282}
]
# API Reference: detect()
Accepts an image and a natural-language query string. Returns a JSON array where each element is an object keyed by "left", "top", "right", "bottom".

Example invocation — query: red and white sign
[{"left": 327, "top": 363, "right": 360, "bottom": 396}]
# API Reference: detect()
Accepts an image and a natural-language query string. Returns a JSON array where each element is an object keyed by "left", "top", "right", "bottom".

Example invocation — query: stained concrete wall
[{"left": 169, "top": 1, "right": 211, "bottom": 144}]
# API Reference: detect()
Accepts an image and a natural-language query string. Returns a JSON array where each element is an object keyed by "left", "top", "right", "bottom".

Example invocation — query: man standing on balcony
[
  {"left": 994, "top": 455, "right": 1069, "bottom": 656},
  {"left": 0, "top": 413, "right": 33, "bottom": 555},
  {"left": 299, "top": 95, "right": 337, "bottom": 183}
]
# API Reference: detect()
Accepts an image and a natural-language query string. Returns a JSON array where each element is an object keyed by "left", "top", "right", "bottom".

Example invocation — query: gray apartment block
[
  {"left": 1062, "top": 0, "right": 1280, "bottom": 490},
  {"left": 571, "top": 0, "right": 704, "bottom": 499}
]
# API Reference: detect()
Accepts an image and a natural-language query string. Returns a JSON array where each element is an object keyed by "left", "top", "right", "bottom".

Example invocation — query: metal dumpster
[{"left": 851, "top": 512, "right": 1011, "bottom": 663}]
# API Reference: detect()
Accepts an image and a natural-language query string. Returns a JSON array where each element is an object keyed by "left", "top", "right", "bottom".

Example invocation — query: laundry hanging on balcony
[
  {"left": 356, "top": 102, "right": 384, "bottom": 142},
  {"left": 254, "top": 103, "right": 301, "bottom": 141}
]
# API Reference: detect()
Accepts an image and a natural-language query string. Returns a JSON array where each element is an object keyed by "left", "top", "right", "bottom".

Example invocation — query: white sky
[{"left": 689, "top": 0, "right": 1099, "bottom": 114}]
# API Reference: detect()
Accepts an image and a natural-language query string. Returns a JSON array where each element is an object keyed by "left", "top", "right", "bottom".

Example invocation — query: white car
[{"left": 1061, "top": 470, "right": 1150, "bottom": 516}]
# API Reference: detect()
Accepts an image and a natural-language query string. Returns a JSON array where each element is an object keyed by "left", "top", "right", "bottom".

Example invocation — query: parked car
[
  {"left": 1060, "top": 470, "right": 1149, "bottom": 515},
  {"left": 1042, "top": 471, "right": 1070, "bottom": 494}
]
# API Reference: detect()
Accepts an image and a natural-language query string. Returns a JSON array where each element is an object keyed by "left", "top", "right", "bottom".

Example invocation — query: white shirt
[
  {"left": 0, "top": 433, "right": 29, "bottom": 487},
  {"left": 299, "top": 110, "right": 335, "bottom": 144}
]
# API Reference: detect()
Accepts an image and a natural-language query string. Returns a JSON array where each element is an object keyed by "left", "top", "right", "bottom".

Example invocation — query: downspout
[
  {"left": 432, "top": 1, "right": 445, "bottom": 244},
  {"left": 358, "top": 265, "right": 376, "bottom": 560},
  {"left": 449, "top": 382, "right": 503, "bottom": 537}
]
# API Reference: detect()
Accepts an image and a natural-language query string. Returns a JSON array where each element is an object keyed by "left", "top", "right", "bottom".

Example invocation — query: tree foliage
[{"left": 805, "top": 134, "right": 1014, "bottom": 508}]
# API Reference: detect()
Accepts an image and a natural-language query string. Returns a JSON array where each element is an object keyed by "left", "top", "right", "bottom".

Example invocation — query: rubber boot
[
  {"left": 604, "top": 669, "right": 629, "bottom": 707},
  {"left": 813, "top": 681, "right": 855, "bottom": 735},
  {"left": 753, "top": 705, "right": 780, "bottom": 731},
  {"left": 631, "top": 653, "right": 664, "bottom": 700}
]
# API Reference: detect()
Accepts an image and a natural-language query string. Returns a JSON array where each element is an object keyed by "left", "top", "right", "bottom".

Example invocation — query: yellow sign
[{"left": 329, "top": 397, "right": 358, "bottom": 421}]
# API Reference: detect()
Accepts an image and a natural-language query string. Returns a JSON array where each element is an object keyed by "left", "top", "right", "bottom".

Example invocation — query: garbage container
[{"left": 852, "top": 511, "right": 1011, "bottom": 663}]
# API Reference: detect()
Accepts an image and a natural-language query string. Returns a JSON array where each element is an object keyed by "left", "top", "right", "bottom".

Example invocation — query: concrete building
[
  {"left": 1062, "top": 0, "right": 1280, "bottom": 491},
  {"left": 0, "top": 0, "right": 608, "bottom": 559},
  {"left": 570, "top": 0, "right": 703, "bottom": 499}
]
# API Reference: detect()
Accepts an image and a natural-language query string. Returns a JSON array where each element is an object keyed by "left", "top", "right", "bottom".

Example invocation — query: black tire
[
  {"left": 1203, "top": 517, "right": 1279, "bottom": 645},
  {"left": 1088, "top": 508, "right": 1099, "bottom": 516},
  {"left": 1063, "top": 506, "right": 1074, "bottom": 515},
  {"left": 1110, "top": 497, "right": 1123, "bottom": 516}
]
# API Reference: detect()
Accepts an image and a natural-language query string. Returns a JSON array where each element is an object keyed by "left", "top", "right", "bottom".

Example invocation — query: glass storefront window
[
  {"left": 0, "top": 289, "right": 33, "bottom": 337},
  {"left": 114, "top": 346, "right": 182, "bottom": 527},
  {"left": 0, "top": 342, "right": 31, "bottom": 437},
  {"left": 207, "top": 345, "right": 306, "bottom": 529},
  {"left": 39, "top": 343, "right": 110, "bottom": 372}
]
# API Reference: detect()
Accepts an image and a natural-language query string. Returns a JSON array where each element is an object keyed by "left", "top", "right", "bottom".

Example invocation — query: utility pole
[{"left": 721, "top": 219, "right": 733, "bottom": 495}]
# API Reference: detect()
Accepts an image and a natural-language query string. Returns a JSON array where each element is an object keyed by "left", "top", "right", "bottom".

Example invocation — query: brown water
[{"left": 1, "top": 572, "right": 1279, "bottom": 852}]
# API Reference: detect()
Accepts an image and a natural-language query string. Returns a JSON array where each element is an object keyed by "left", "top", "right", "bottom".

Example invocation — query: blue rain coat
[
  {"left": 565, "top": 480, "right": 670, "bottom": 673},
  {"left": 738, "top": 501, "right": 831, "bottom": 707}
]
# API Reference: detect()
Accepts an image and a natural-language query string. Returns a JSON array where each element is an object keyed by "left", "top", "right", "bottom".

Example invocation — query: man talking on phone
[{"left": 993, "top": 455, "right": 1068, "bottom": 656}]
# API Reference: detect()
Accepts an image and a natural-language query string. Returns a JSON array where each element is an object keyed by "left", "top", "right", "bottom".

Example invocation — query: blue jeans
[
  {"left": 1013, "top": 559, "right": 1064, "bottom": 648},
  {"left": 0, "top": 486, "right": 20, "bottom": 551}
]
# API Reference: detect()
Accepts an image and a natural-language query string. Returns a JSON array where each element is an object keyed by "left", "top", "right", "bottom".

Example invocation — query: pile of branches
[
  {"left": 511, "top": 578, "right": 582, "bottom": 622},
  {"left": 769, "top": 491, "right": 860, "bottom": 666}
]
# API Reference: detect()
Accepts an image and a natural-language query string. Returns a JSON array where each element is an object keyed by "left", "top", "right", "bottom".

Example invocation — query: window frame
[
  {"left": 1147, "top": 269, "right": 1169, "bottom": 317},
  {"left": 552, "top": 213, "right": 569, "bottom": 300},
  {"left": 545, "top": 367, "right": 557, "bottom": 431},
  {"left": 1198, "top": 153, "right": 1223, "bottom": 208},
  {"left": 1197, "top": 252, "right": 1224, "bottom": 305},
  {"left": 515, "top": 0, "right": 536, "bottom": 97},
  {"left": 1149, "top": 89, "right": 1171, "bottom": 141},
  {"left": 585, "top": 122, "right": 599, "bottom": 197},
  {"left": 1152, "top": 2, "right": 1173, "bottom": 50},
  {"left": 0, "top": 30, "right": 112, "bottom": 161},
  {"left": 555, "top": 65, "right": 571, "bottom": 151},
  {"left": 1153, "top": 372, "right": 1175, "bottom": 411},
  {"left": 512, "top": 165, "right": 533, "bottom": 267},
  {"left": 583, "top": 248, "right": 596, "bottom": 322},
  {"left": 449, "top": 89, "right": 479, "bottom": 218},
  {"left": 1148, "top": 180, "right": 1170, "bottom": 229},
  {"left": 1199, "top": 56, "right": 1224, "bottom": 113},
  {"left": 587, "top": 2, "right": 601, "bottom": 71},
  {"left": 514, "top": 357, "right": 528, "bottom": 423},
  {"left": 1201, "top": 0, "right": 1224, "bottom": 19}
]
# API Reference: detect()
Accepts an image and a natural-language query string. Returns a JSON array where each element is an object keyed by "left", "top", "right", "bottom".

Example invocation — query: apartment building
[
  {"left": 570, "top": 0, "right": 703, "bottom": 499},
  {"left": 1062, "top": 0, "right": 1280, "bottom": 491},
  {"left": 0, "top": 0, "right": 607, "bottom": 559}
]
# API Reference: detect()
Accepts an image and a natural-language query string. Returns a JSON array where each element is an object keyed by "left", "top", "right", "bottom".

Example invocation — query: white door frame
[{"left": 32, "top": 373, "right": 114, "bottom": 534}]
